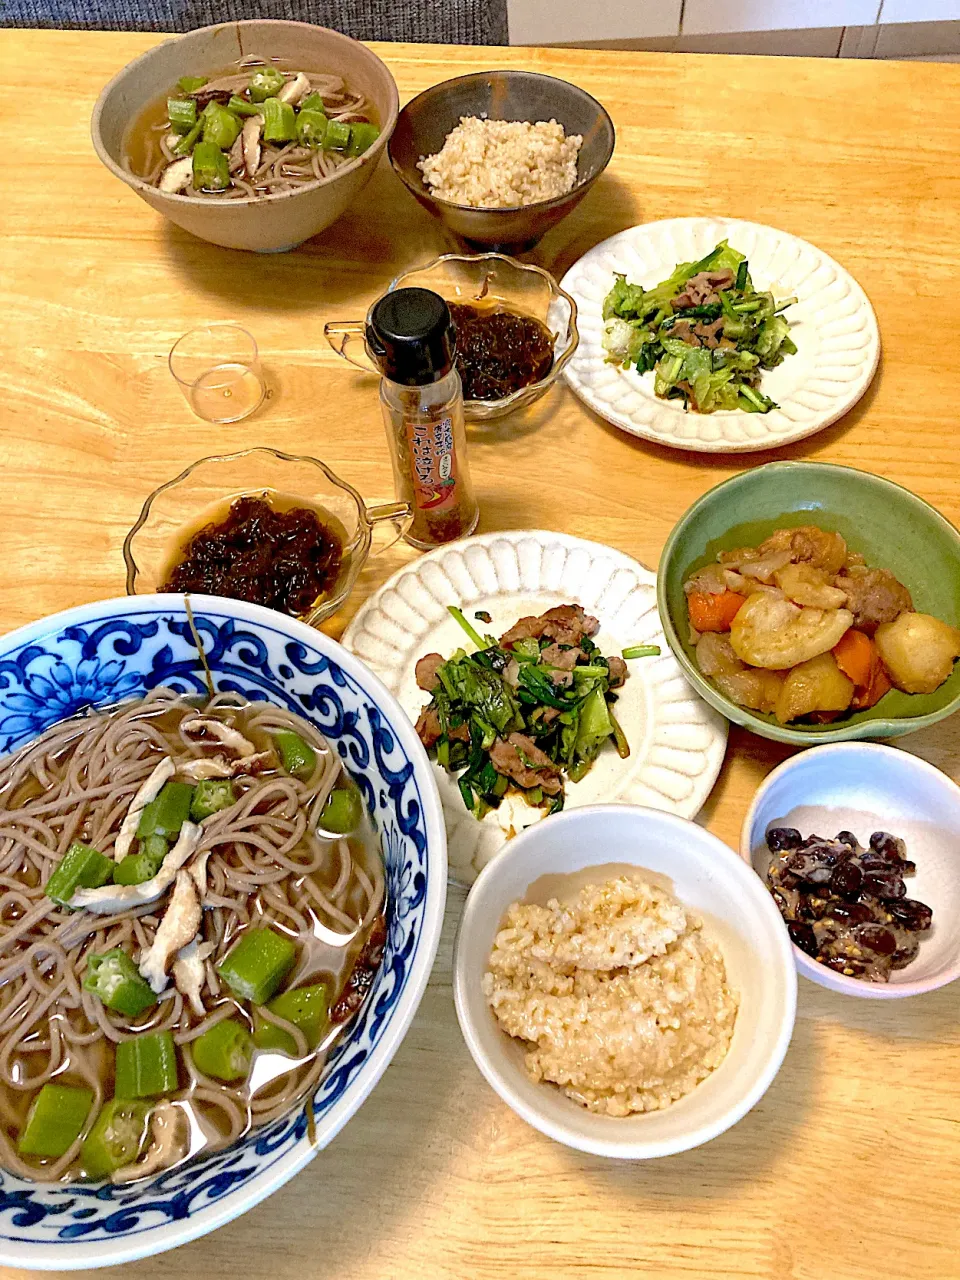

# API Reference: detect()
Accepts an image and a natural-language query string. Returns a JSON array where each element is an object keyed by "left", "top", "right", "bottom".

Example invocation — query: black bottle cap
[{"left": 366, "top": 288, "right": 455, "bottom": 387}]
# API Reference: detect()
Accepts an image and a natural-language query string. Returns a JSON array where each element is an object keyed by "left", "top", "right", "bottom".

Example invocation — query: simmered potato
[
  {"left": 775, "top": 652, "right": 855, "bottom": 724},
  {"left": 874, "top": 613, "right": 960, "bottom": 694},
  {"left": 730, "top": 593, "right": 853, "bottom": 669},
  {"left": 775, "top": 563, "right": 849, "bottom": 611},
  {"left": 715, "top": 669, "right": 784, "bottom": 714}
]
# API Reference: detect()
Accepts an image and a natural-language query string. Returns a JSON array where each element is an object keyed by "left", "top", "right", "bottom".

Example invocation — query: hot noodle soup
[
  {"left": 124, "top": 56, "right": 381, "bottom": 200},
  {"left": 0, "top": 689, "right": 385, "bottom": 1183}
]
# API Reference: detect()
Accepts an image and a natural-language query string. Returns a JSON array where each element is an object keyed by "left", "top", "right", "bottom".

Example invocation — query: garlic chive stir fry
[
  {"left": 602, "top": 241, "right": 797, "bottom": 413},
  {"left": 135, "top": 56, "right": 380, "bottom": 198},
  {"left": 414, "top": 605, "right": 660, "bottom": 819}
]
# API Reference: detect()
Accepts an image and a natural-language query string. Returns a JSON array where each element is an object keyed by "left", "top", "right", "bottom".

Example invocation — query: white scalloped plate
[
  {"left": 343, "top": 531, "right": 727, "bottom": 884},
  {"left": 560, "top": 217, "right": 880, "bottom": 453}
]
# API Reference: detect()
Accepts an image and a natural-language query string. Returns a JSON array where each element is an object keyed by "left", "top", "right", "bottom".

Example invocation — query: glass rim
[{"left": 168, "top": 321, "right": 261, "bottom": 389}]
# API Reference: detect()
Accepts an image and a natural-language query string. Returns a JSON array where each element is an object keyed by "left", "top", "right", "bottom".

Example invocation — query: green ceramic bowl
[{"left": 658, "top": 461, "right": 960, "bottom": 745}]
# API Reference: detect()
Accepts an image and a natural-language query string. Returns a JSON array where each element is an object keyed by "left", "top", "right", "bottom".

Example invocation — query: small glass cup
[
  {"left": 169, "top": 323, "right": 267, "bottom": 424},
  {"left": 123, "top": 447, "right": 411, "bottom": 628}
]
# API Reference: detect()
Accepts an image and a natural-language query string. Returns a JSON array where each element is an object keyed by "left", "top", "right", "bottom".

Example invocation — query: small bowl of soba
[
  {"left": 92, "top": 20, "right": 399, "bottom": 253},
  {"left": 0, "top": 594, "right": 445, "bottom": 1268}
]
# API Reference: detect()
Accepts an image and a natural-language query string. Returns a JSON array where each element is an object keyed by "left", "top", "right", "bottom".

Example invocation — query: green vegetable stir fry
[
  {"left": 415, "top": 604, "right": 660, "bottom": 819},
  {"left": 601, "top": 241, "right": 797, "bottom": 414}
]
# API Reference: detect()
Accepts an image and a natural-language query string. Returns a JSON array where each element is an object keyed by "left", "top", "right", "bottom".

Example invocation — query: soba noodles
[
  {"left": 124, "top": 55, "right": 381, "bottom": 200},
  {"left": 0, "top": 688, "right": 385, "bottom": 1183}
]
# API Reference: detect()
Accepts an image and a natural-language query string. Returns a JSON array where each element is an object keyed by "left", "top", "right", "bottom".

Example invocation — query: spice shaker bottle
[{"left": 366, "top": 288, "right": 479, "bottom": 550}]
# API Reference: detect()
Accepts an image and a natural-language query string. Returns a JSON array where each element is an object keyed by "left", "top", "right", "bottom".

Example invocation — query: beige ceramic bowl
[
  {"left": 92, "top": 20, "right": 399, "bottom": 253},
  {"left": 454, "top": 806, "right": 796, "bottom": 1159}
]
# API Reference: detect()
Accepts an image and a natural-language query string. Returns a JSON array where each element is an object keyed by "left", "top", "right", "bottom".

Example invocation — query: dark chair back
[{"left": 3, "top": 0, "right": 508, "bottom": 41}]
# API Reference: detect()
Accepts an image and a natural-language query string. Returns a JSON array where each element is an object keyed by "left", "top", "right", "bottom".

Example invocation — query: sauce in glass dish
[{"left": 449, "top": 302, "right": 554, "bottom": 400}]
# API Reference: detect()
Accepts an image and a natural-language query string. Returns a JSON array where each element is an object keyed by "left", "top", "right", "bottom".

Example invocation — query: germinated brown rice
[
  {"left": 483, "top": 874, "right": 738, "bottom": 1116},
  {"left": 417, "top": 116, "right": 582, "bottom": 208}
]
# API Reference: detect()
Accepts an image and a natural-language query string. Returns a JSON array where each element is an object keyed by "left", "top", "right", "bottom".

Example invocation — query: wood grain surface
[{"left": 2, "top": 30, "right": 960, "bottom": 1280}]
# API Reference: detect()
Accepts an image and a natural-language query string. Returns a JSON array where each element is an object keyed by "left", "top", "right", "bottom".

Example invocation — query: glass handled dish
[{"left": 124, "top": 447, "right": 411, "bottom": 628}]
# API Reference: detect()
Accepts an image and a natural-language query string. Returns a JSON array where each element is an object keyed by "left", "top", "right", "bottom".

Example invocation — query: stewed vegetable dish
[{"left": 684, "top": 523, "right": 960, "bottom": 723}]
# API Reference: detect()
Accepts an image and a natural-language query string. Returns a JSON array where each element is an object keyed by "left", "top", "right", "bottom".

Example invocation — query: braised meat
[{"left": 835, "top": 568, "right": 913, "bottom": 634}]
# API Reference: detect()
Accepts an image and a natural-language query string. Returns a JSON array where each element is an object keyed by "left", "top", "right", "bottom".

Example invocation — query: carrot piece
[
  {"left": 833, "top": 629, "right": 875, "bottom": 688},
  {"left": 833, "top": 628, "right": 892, "bottom": 708},
  {"left": 852, "top": 661, "right": 893, "bottom": 710},
  {"left": 687, "top": 591, "right": 747, "bottom": 633}
]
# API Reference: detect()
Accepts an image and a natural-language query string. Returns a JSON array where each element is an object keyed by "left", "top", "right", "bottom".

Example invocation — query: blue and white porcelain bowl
[{"left": 0, "top": 595, "right": 446, "bottom": 1270}]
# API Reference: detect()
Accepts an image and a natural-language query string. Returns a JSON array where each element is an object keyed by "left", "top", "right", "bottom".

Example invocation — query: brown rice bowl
[{"left": 453, "top": 804, "right": 797, "bottom": 1159}]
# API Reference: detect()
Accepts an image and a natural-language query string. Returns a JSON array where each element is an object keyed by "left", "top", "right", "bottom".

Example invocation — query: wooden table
[{"left": 3, "top": 30, "right": 960, "bottom": 1280}]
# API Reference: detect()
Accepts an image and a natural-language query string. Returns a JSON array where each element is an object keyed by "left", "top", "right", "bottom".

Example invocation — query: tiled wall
[{"left": 506, "top": 0, "right": 960, "bottom": 57}]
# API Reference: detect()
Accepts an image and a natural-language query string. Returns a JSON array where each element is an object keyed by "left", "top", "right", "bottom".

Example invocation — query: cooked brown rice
[
  {"left": 482, "top": 874, "right": 738, "bottom": 1116},
  {"left": 417, "top": 117, "right": 582, "bottom": 208}
]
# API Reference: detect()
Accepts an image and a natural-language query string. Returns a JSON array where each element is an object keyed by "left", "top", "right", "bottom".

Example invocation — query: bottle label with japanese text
[{"left": 404, "top": 416, "right": 459, "bottom": 513}]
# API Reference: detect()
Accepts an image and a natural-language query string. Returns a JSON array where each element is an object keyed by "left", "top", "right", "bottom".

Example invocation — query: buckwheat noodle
[
  {"left": 130, "top": 57, "right": 376, "bottom": 200},
  {"left": 0, "top": 688, "right": 385, "bottom": 1182}
]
